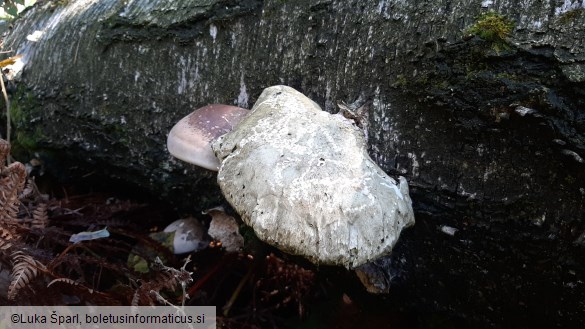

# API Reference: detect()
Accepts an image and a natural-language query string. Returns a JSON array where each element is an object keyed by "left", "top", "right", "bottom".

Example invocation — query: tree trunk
[{"left": 3, "top": 0, "right": 584, "bottom": 326}]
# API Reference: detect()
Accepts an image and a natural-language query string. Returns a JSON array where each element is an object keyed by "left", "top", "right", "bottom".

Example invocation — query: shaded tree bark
[{"left": 2, "top": 0, "right": 584, "bottom": 326}]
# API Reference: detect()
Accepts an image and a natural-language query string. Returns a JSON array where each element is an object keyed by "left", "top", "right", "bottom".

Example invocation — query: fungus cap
[
  {"left": 167, "top": 104, "right": 248, "bottom": 171},
  {"left": 163, "top": 218, "right": 209, "bottom": 254},
  {"left": 212, "top": 85, "right": 415, "bottom": 268}
]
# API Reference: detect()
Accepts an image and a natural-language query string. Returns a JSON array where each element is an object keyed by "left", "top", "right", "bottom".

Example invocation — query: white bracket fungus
[{"left": 211, "top": 85, "right": 415, "bottom": 268}]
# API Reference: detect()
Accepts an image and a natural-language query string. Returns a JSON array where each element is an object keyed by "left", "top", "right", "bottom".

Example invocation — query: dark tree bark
[{"left": 2, "top": 0, "right": 584, "bottom": 326}]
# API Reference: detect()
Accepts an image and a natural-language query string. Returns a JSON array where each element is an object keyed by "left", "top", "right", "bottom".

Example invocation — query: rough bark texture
[{"left": 2, "top": 0, "right": 584, "bottom": 327}]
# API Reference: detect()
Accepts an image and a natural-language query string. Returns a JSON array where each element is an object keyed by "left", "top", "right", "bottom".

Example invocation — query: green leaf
[{"left": 5, "top": 4, "right": 18, "bottom": 17}]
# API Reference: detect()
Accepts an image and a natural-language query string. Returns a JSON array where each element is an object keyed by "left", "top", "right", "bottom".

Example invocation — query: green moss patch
[{"left": 467, "top": 11, "right": 515, "bottom": 52}]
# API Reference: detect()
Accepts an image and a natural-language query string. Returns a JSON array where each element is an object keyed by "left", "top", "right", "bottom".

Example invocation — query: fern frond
[
  {"left": 31, "top": 203, "right": 49, "bottom": 229},
  {"left": 1, "top": 162, "right": 26, "bottom": 222},
  {"left": 7, "top": 251, "right": 46, "bottom": 300},
  {"left": 0, "top": 226, "right": 17, "bottom": 250},
  {"left": 8, "top": 162, "right": 26, "bottom": 193},
  {"left": 0, "top": 176, "right": 18, "bottom": 221},
  {"left": 47, "top": 278, "right": 94, "bottom": 293}
]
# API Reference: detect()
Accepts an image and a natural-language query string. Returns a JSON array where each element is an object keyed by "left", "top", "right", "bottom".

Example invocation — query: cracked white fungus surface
[{"left": 212, "top": 85, "right": 415, "bottom": 268}]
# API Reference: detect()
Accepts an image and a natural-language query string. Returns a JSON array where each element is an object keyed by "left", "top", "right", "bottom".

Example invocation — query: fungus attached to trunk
[
  {"left": 166, "top": 87, "right": 415, "bottom": 268},
  {"left": 166, "top": 104, "right": 248, "bottom": 171},
  {"left": 211, "top": 85, "right": 415, "bottom": 268}
]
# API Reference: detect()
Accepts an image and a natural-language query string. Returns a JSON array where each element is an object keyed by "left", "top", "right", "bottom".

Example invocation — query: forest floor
[{"left": 1, "top": 141, "right": 444, "bottom": 328}]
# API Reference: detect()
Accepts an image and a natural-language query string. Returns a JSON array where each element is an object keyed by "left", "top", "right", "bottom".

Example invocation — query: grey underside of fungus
[{"left": 212, "top": 85, "right": 415, "bottom": 269}]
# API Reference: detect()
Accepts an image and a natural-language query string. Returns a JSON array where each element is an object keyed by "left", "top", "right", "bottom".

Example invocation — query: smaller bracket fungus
[
  {"left": 167, "top": 104, "right": 248, "bottom": 171},
  {"left": 211, "top": 85, "right": 415, "bottom": 268}
]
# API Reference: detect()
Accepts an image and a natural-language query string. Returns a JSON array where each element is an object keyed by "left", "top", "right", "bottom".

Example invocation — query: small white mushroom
[
  {"left": 167, "top": 104, "right": 249, "bottom": 171},
  {"left": 162, "top": 218, "right": 209, "bottom": 254}
]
